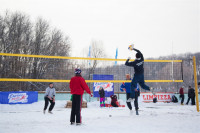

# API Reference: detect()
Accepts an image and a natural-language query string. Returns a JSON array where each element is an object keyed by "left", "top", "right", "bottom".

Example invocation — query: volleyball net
[{"left": 0, "top": 52, "right": 183, "bottom": 82}]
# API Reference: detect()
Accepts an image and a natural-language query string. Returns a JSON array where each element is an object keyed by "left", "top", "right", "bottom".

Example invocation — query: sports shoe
[
  {"left": 130, "top": 110, "right": 133, "bottom": 115},
  {"left": 43, "top": 110, "right": 45, "bottom": 114},
  {"left": 150, "top": 87, "right": 155, "bottom": 94},
  {"left": 127, "top": 98, "right": 135, "bottom": 102},
  {"left": 70, "top": 122, "right": 75, "bottom": 125},
  {"left": 181, "top": 103, "right": 184, "bottom": 105},
  {"left": 136, "top": 110, "right": 139, "bottom": 115},
  {"left": 48, "top": 111, "right": 53, "bottom": 114},
  {"left": 76, "top": 123, "right": 81, "bottom": 125}
]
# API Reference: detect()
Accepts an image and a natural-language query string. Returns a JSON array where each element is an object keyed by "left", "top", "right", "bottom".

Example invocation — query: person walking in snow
[
  {"left": 186, "top": 86, "right": 195, "bottom": 105},
  {"left": 125, "top": 46, "right": 152, "bottom": 102},
  {"left": 120, "top": 74, "right": 140, "bottom": 115},
  {"left": 99, "top": 86, "right": 105, "bottom": 107},
  {"left": 43, "top": 83, "right": 56, "bottom": 114},
  {"left": 69, "top": 68, "right": 92, "bottom": 125},
  {"left": 179, "top": 86, "right": 184, "bottom": 105}
]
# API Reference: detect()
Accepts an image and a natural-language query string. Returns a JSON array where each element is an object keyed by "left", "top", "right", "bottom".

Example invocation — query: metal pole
[
  {"left": 193, "top": 56, "right": 199, "bottom": 112},
  {"left": 181, "top": 60, "right": 184, "bottom": 81}
]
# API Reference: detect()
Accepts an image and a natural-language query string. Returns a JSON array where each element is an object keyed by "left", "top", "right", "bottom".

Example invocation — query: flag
[
  {"left": 115, "top": 48, "right": 118, "bottom": 65},
  {"left": 88, "top": 46, "right": 91, "bottom": 65}
]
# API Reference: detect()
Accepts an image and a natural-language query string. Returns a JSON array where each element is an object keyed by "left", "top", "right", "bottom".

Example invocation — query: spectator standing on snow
[
  {"left": 99, "top": 86, "right": 105, "bottom": 107},
  {"left": 69, "top": 68, "right": 92, "bottom": 125},
  {"left": 179, "top": 86, "right": 184, "bottom": 105},
  {"left": 186, "top": 86, "right": 195, "bottom": 105},
  {"left": 110, "top": 95, "right": 118, "bottom": 107},
  {"left": 43, "top": 83, "right": 56, "bottom": 114},
  {"left": 120, "top": 74, "right": 140, "bottom": 115}
]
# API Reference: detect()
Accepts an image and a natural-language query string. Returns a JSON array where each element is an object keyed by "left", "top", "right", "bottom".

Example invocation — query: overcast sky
[{"left": 0, "top": 0, "right": 199, "bottom": 59}]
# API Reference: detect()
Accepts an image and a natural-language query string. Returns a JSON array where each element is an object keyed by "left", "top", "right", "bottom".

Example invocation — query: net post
[
  {"left": 181, "top": 60, "right": 184, "bottom": 81},
  {"left": 193, "top": 56, "right": 199, "bottom": 112}
]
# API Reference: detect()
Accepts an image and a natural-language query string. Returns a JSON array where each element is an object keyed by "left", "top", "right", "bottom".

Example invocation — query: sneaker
[
  {"left": 43, "top": 110, "right": 46, "bottom": 114},
  {"left": 127, "top": 98, "right": 135, "bottom": 102},
  {"left": 150, "top": 87, "right": 155, "bottom": 94},
  {"left": 136, "top": 110, "right": 139, "bottom": 115},
  {"left": 76, "top": 123, "right": 81, "bottom": 125},
  {"left": 70, "top": 122, "right": 75, "bottom": 125},
  {"left": 48, "top": 111, "right": 53, "bottom": 114},
  {"left": 130, "top": 110, "right": 133, "bottom": 115},
  {"left": 181, "top": 103, "right": 184, "bottom": 105}
]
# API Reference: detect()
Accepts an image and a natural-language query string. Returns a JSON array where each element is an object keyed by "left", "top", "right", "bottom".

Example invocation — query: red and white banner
[{"left": 140, "top": 92, "right": 173, "bottom": 102}]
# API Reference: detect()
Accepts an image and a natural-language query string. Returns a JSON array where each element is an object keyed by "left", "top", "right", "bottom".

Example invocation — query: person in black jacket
[
  {"left": 125, "top": 47, "right": 152, "bottom": 102},
  {"left": 186, "top": 86, "right": 195, "bottom": 105},
  {"left": 99, "top": 86, "right": 105, "bottom": 107}
]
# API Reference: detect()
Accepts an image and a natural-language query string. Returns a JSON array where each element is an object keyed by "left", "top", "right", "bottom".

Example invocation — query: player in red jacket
[{"left": 69, "top": 68, "right": 92, "bottom": 125}]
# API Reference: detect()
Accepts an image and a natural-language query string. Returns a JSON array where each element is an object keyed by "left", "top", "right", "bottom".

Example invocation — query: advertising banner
[
  {"left": 93, "top": 74, "right": 114, "bottom": 97},
  {"left": 140, "top": 92, "right": 173, "bottom": 102},
  {"left": 0, "top": 91, "right": 38, "bottom": 104}
]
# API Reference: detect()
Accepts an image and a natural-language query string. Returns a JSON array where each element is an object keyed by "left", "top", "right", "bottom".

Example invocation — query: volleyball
[{"left": 128, "top": 44, "right": 134, "bottom": 50}]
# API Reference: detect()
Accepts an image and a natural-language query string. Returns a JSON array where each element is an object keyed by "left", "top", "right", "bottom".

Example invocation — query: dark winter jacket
[
  {"left": 70, "top": 75, "right": 91, "bottom": 95},
  {"left": 110, "top": 95, "right": 117, "bottom": 103},
  {"left": 125, "top": 48, "right": 144, "bottom": 75},
  {"left": 188, "top": 88, "right": 195, "bottom": 98},
  {"left": 99, "top": 89, "right": 105, "bottom": 98},
  {"left": 172, "top": 95, "right": 178, "bottom": 103}
]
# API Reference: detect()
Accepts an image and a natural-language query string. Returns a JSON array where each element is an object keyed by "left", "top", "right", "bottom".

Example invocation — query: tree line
[
  {"left": 0, "top": 11, "right": 199, "bottom": 92},
  {"left": 0, "top": 11, "right": 71, "bottom": 91}
]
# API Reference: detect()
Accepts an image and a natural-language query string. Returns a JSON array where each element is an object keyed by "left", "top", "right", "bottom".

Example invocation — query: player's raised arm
[
  {"left": 133, "top": 48, "right": 144, "bottom": 61},
  {"left": 125, "top": 57, "right": 136, "bottom": 67}
]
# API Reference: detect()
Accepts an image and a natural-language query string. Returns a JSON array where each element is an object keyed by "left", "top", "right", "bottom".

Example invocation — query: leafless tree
[
  {"left": 87, "top": 40, "right": 105, "bottom": 80},
  {"left": 0, "top": 11, "right": 71, "bottom": 91}
]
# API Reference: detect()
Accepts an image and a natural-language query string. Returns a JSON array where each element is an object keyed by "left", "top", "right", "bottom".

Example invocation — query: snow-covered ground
[{"left": 0, "top": 100, "right": 200, "bottom": 133}]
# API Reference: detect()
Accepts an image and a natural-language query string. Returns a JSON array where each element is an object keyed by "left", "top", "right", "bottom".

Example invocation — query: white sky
[{"left": 0, "top": 0, "right": 199, "bottom": 59}]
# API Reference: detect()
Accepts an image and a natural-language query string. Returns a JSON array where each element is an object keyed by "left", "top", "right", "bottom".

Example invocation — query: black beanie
[{"left": 136, "top": 53, "right": 141, "bottom": 58}]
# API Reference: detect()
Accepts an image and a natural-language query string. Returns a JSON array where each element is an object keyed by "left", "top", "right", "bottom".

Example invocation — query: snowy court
[{"left": 0, "top": 101, "right": 200, "bottom": 133}]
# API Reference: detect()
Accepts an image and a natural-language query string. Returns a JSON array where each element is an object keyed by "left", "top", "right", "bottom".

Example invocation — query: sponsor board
[
  {"left": 141, "top": 92, "right": 173, "bottom": 102},
  {"left": 8, "top": 93, "right": 28, "bottom": 103}
]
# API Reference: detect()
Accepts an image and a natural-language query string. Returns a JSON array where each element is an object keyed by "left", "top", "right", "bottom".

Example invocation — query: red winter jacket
[
  {"left": 70, "top": 75, "right": 91, "bottom": 95},
  {"left": 179, "top": 88, "right": 184, "bottom": 95}
]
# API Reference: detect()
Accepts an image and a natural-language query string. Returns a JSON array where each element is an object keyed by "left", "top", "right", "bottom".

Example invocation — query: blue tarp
[
  {"left": 93, "top": 74, "right": 114, "bottom": 97},
  {"left": 0, "top": 91, "right": 38, "bottom": 104}
]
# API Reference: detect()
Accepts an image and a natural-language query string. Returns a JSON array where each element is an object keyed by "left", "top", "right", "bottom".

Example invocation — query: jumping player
[
  {"left": 69, "top": 68, "right": 92, "bottom": 125},
  {"left": 125, "top": 46, "right": 153, "bottom": 102}
]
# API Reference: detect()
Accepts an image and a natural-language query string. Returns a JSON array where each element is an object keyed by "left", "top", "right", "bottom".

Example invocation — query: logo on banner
[
  {"left": 141, "top": 93, "right": 172, "bottom": 102},
  {"left": 94, "top": 82, "right": 114, "bottom": 92},
  {"left": 8, "top": 93, "right": 28, "bottom": 103}
]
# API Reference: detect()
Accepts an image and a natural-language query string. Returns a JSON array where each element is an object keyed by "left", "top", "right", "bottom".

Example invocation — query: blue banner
[
  {"left": 0, "top": 91, "right": 38, "bottom": 104},
  {"left": 93, "top": 74, "right": 114, "bottom": 97}
]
